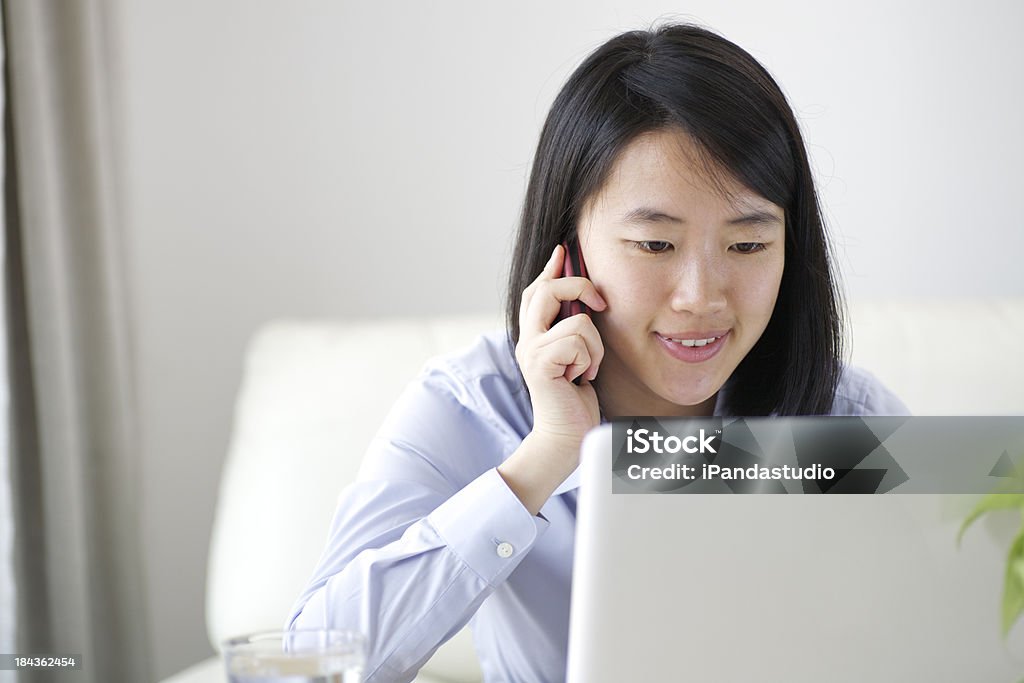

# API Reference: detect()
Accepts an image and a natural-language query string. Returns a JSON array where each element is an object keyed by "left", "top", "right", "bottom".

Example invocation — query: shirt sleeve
[{"left": 285, "top": 369, "right": 544, "bottom": 683}]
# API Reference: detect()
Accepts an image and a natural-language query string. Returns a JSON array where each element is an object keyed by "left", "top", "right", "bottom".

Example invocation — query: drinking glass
[{"left": 223, "top": 630, "right": 365, "bottom": 683}]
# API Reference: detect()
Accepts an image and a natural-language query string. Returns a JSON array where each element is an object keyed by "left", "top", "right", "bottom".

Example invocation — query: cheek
[
  {"left": 592, "top": 265, "right": 666, "bottom": 316},
  {"left": 731, "top": 259, "right": 784, "bottom": 321},
  {"left": 588, "top": 265, "right": 666, "bottom": 342}
]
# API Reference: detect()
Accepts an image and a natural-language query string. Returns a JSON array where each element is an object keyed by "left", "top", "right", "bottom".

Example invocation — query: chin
[
  {"left": 671, "top": 394, "right": 716, "bottom": 411},
  {"left": 654, "top": 373, "right": 723, "bottom": 410},
  {"left": 654, "top": 386, "right": 717, "bottom": 412}
]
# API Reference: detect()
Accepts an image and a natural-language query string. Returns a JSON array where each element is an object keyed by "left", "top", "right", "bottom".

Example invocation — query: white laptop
[{"left": 567, "top": 423, "right": 1024, "bottom": 682}]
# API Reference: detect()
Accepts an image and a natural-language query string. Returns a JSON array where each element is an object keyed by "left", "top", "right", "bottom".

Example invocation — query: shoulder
[
  {"left": 367, "top": 330, "right": 533, "bottom": 475},
  {"left": 421, "top": 330, "right": 523, "bottom": 397},
  {"left": 418, "top": 330, "right": 531, "bottom": 427},
  {"left": 831, "top": 365, "right": 911, "bottom": 416}
]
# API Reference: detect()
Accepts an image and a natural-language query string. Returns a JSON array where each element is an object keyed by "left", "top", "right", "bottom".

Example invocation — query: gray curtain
[
  {"left": 0, "top": 6, "right": 14, "bottom": 679},
  {"left": 3, "top": 0, "right": 150, "bottom": 681}
]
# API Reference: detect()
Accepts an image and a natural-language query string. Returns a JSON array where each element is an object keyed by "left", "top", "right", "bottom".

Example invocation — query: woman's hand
[
  {"left": 517, "top": 243, "right": 608, "bottom": 442},
  {"left": 498, "top": 244, "right": 608, "bottom": 514}
]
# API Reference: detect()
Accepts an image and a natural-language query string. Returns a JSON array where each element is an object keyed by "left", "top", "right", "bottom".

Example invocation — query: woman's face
[{"left": 578, "top": 128, "right": 786, "bottom": 417}]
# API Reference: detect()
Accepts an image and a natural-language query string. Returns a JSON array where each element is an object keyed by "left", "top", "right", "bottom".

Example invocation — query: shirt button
[{"left": 496, "top": 542, "right": 514, "bottom": 558}]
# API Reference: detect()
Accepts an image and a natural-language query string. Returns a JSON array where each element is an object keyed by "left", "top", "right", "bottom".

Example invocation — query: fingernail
[{"left": 549, "top": 245, "right": 561, "bottom": 261}]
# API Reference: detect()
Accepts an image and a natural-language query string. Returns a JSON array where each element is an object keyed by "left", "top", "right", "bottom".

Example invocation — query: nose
[{"left": 668, "top": 251, "right": 727, "bottom": 316}]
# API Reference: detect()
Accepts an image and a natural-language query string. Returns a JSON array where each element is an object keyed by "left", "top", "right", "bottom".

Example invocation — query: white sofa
[{"left": 160, "top": 300, "right": 1024, "bottom": 683}]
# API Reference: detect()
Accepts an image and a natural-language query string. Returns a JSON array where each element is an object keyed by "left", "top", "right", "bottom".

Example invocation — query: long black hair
[{"left": 504, "top": 23, "right": 843, "bottom": 416}]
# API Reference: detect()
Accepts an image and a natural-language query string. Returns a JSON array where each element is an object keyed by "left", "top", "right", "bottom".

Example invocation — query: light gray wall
[{"left": 108, "top": 1, "right": 1024, "bottom": 678}]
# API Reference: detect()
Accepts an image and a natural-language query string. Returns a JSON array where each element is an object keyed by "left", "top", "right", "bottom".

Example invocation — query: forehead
[{"left": 589, "top": 128, "right": 772, "bottom": 214}]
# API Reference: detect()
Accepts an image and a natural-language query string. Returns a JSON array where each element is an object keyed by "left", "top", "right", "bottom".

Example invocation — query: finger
[
  {"left": 541, "top": 243, "right": 565, "bottom": 278},
  {"left": 530, "top": 333, "right": 593, "bottom": 383},
  {"left": 521, "top": 277, "right": 608, "bottom": 338},
  {"left": 532, "top": 314, "right": 605, "bottom": 382},
  {"left": 520, "top": 244, "right": 564, "bottom": 323},
  {"left": 548, "top": 314, "right": 605, "bottom": 380}
]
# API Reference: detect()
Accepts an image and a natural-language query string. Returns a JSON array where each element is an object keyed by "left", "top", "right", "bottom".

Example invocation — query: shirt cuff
[{"left": 427, "top": 467, "right": 549, "bottom": 587}]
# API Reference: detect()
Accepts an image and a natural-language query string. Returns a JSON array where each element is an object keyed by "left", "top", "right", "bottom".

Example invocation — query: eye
[
  {"left": 633, "top": 240, "right": 673, "bottom": 254},
  {"left": 731, "top": 242, "right": 766, "bottom": 254}
]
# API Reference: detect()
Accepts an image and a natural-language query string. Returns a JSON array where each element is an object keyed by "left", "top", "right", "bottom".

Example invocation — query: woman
[{"left": 287, "top": 23, "right": 907, "bottom": 682}]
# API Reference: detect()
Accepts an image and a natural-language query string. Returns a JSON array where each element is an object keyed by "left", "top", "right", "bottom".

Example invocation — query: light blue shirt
[{"left": 285, "top": 329, "right": 909, "bottom": 682}]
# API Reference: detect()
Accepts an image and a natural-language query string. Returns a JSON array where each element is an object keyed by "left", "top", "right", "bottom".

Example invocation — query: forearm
[
  {"left": 287, "top": 470, "right": 548, "bottom": 681},
  {"left": 290, "top": 533, "right": 487, "bottom": 682},
  {"left": 497, "top": 431, "right": 580, "bottom": 516}
]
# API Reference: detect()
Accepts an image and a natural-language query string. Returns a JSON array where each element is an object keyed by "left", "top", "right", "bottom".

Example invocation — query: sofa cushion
[{"left": 205, "top": 314, "right": 499, "bottom": 682}]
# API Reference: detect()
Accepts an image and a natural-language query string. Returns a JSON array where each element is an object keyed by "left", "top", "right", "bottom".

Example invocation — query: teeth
[{"left": 666, "top": 336, "right": 719, "bottom": 347}]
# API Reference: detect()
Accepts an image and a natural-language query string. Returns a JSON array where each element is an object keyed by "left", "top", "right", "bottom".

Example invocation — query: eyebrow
[
  {"left": 621, "top": 206, "right": 783, "bottom": 227},
  {"left": 728, "top": 210, "right": 784, "bottom": 227}
]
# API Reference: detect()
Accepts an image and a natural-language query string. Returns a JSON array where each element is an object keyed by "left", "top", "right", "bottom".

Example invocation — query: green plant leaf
[
  {"left": 1002, "top": 526, "right": 1024, "bottom": 638},
  {"left": 958, "top": 493, "right": 1024, "bottom": 547}
]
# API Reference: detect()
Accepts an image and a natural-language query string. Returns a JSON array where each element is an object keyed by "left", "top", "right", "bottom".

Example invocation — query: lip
[{"left": 655, "top": 330, "right": 730, "bottom": 364}]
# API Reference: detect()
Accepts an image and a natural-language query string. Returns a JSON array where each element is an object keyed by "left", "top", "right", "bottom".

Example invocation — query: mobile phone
[
  {"left": 557, "top": 235, "right": 591, "bottom": 324},
  {"left": 557, "top": 235, "right": 591, "bottom": 385}
]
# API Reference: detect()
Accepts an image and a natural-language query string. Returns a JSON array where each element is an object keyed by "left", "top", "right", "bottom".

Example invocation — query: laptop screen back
[{"left": 567, "top": 423, "right": 1023, "bottom": 682}]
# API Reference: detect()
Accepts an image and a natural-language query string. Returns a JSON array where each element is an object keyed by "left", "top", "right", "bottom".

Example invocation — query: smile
[
  {"left": 663, "top": 335, "right": 721, "bottom": 347},
  {"left": 655, "top": 331, "right": 730, "bottom": 363}
]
